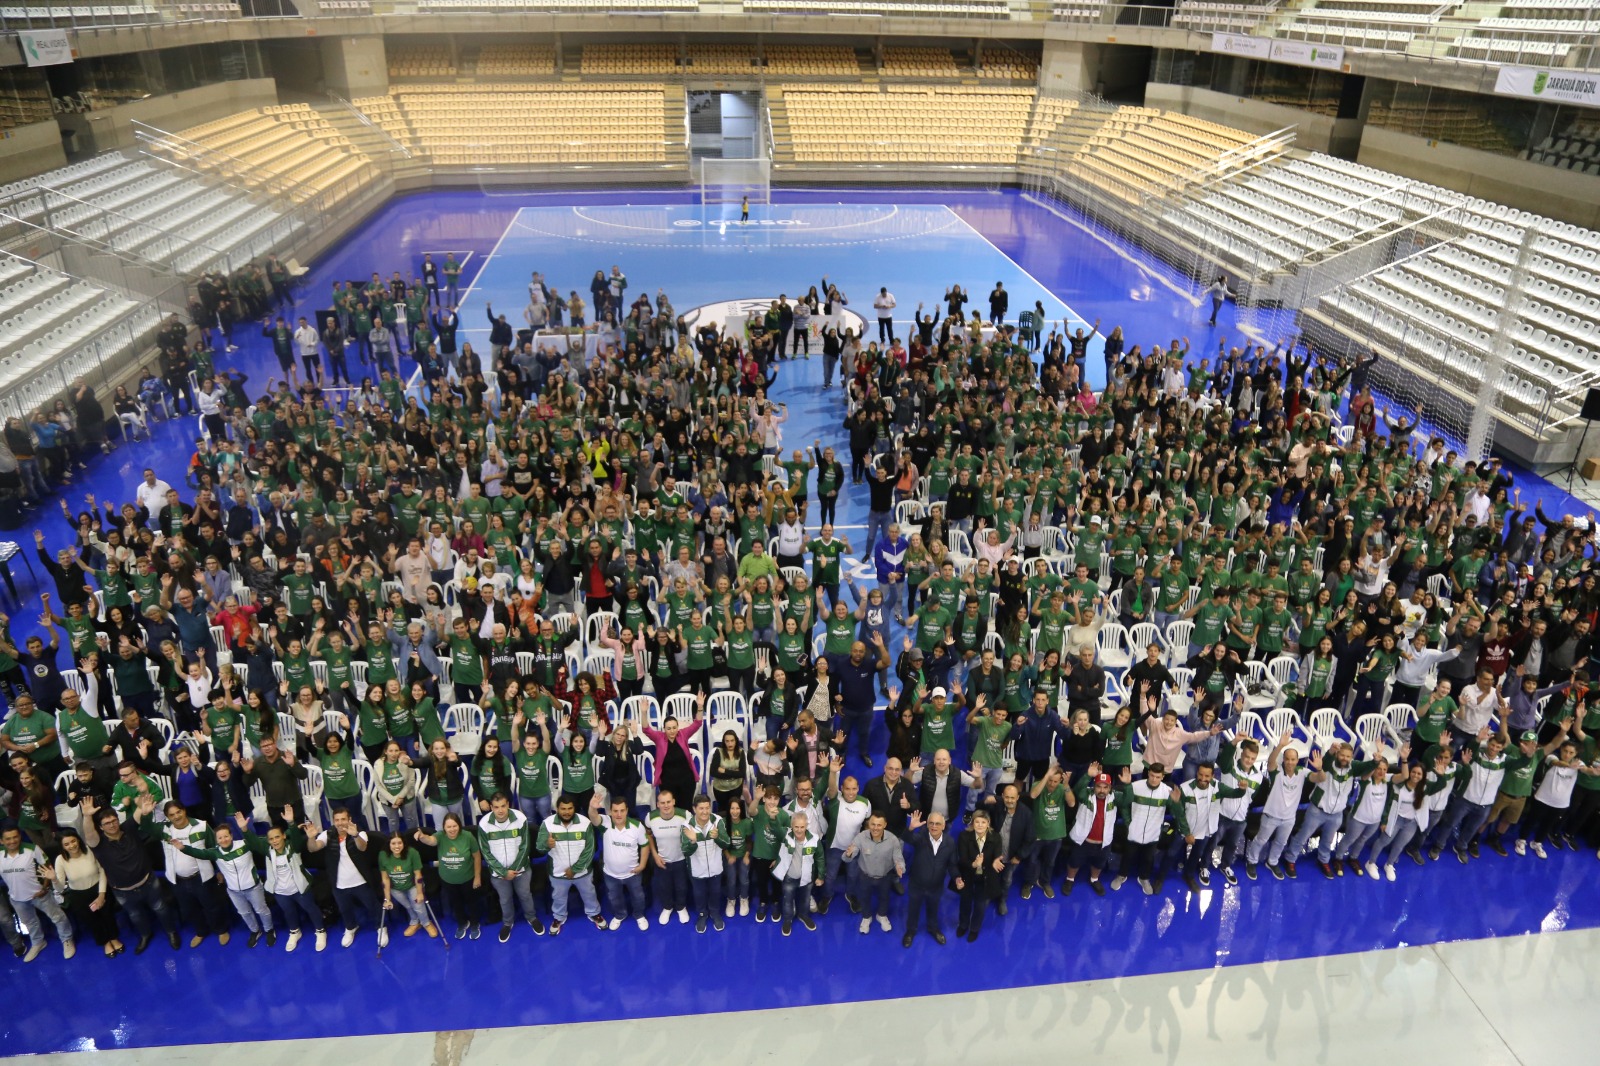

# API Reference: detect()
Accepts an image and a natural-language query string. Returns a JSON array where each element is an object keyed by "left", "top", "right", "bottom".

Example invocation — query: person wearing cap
[
  {"left": 1111, "top": 759, "right": 1184, "bottom": 895},
  {"left": 1061, "top": 764, "right": 1123, "bottom": 895}
]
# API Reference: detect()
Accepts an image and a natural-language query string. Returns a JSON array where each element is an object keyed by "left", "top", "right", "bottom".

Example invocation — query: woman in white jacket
[{"left": 773, "top": 811, "right": 822, "bottom": 937}]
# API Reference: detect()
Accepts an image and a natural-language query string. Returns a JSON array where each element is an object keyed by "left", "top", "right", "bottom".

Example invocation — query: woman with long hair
[
  {"left": 51, "top": 829, "right": 123, "bottom": 955},
  {"left": 413, "top": 812, "right": 481, "bottom": 940}
]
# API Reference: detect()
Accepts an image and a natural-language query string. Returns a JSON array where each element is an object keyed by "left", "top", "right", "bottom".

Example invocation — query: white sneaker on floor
[
  {"left": 635, "top": 916, "right": 649, "bottom": 931},
  {"left": 608, "top": 917, "right": 622, "bottom": 931},
  {"left": 658, "top": 908, "right": 672, "bottom": 926},
  {"left": 1383, "top": 864, "right": 1396, "bottom": 882},
  {"left": 62, "top": 942, "right": 75, "bottom": 960},
  {"left": 1364, "top": 862, "right": 1379, "bottom": 879},
  {"left": 876, "top": 915, "right": 891, "bottom": 932},
  {"left": 1110, "top": 876, "right": 1127, "bottom": 891},
  {"left": 725, "top": 900, "right": 735, "bottom": 918},
  {"left": 859, "top": 918, "right": 871, "bottom": 934},
  {"left": 285, "top": 930, "right": 302, "bottom": 953},
  {"left": 675, "top": 908, "right": 689, "bottom": 925},
  {"left": 314, "top": 930, "right": 327, "bottom": 952},
  {"left": 808, "top": 897, "right": 818, "bottom": 913},
  {"left": 738, "top": 899, "right": 749, "bottom": 917},
  {"left": 1515, "top": 839, "right": 1527, "bottom": 856},
  {"left": 1532, "top": 842, "right": 1548, "bottom": 859},
  {"left": 341, "top": 929, "right": 356, "bottom": 947}
]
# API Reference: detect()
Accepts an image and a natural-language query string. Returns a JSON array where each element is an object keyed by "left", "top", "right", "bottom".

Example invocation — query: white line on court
[
  {"left": 568, "top": 205, "right": 902, "bottom": 235},
  {"left": 940, "top": 206, "right": 1098, "bottom": 339},
  {"left": 1021, "top": 192, "right": 1204, "bottom": 308}
]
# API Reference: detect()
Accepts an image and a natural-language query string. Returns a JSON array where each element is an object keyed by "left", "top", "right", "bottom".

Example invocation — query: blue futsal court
[{"left": 5, "top": 188, "right": 1600, "bottom": 1058}]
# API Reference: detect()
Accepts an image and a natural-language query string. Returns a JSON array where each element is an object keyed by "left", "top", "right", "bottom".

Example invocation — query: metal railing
[{"left": 324, "top": 91, "right": 415, "bottom": 159}]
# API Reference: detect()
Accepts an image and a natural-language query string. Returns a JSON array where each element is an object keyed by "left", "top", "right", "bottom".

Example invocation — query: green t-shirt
[
  {"left": 972, "top": 717, "right": 1011, "bottom": 769},
  {"left": 1034, "top": 781, "right": 1069, "bottom": 840},
  {"left": 435, "top": 830, "right": 480, "bottom": 885},
  {"left": 380, "top": 848, "right": 422, "bottom": 893}
]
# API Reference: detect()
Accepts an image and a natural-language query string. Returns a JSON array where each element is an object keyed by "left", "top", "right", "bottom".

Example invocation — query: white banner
[
  {"left": 17, "top": 29, "right": 73, "bottom": 68},
  {"left": 1268, "top": 39, "right": 1345, "bottom": 70},
  {"left": 1494, "top": 66, "right": 1600, "bottom": 107},
  {"left": 1211, "top": 33, "right": 1272, "bottom": 60}
]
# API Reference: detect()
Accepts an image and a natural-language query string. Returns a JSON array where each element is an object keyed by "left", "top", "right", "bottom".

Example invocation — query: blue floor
[{"left": 5, "top": 186, "right": 1600, "bottom": 1056}]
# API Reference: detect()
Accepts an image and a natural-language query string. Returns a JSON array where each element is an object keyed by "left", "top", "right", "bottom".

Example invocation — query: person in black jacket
[
  {"left": 991, "top": 783, "right": 1036, "bottom": 910},
  {"left": 845, "top": 409, "right": 875, "bottom": 485},
  {"left": 486, "top": 304, "right": 514, "bottom": 363},
  {"left": 902, "top": 810, "right": 958, "bottom": 946},
  {"left": 954, "top": 808, "right": 1004, "bottom": 942},
  {"left": 988, "top": 282, "right": 1008, "bottom": 326},
  {"left": 864, "top": 758, "right": 916, "bottom": 838},
  {"left": 306, "top": 807, "right": 385, "bottom": 947}
]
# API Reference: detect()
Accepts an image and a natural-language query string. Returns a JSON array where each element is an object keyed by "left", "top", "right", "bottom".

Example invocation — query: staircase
[
  {"left": 662, "top": 84, "right": 691, "bottom": 168},
  {"left": 766, "top": 88, "right": 795, "bottom": 165},
  {"left": 313, "top": 100, "right": 425, "bottom": 182}
]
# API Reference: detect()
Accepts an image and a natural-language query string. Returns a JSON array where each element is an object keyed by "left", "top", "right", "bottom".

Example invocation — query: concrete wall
[
  {"left": 1145, "top": 82, "right": 1343, "bottom": 153},
  {"left": 1039, "top": 40, "right": 1101, "bottom": 96},
  {"left": 1358, "top": 126, "right": 1600, "bottom": 231},
  {"left": 320, "top": 35, "right": 388, "bottom": 99},
  {"left": 0, "top": 121, "right": 69, "bottom": 184},
  {"left": 55, "top": 78, "right": 280, "bottom": 156}
]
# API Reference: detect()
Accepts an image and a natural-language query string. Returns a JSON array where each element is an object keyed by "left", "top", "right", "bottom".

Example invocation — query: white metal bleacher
[{"left": 0, "top": 252, "right": 160, "bottom": 399}]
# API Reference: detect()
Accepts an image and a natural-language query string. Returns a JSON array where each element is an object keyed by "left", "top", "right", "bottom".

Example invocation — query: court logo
[{"left": 679, "top": 298, "right": 868, "bottom": 340}]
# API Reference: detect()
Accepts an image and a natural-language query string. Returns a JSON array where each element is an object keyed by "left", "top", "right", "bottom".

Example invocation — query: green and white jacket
[
  {"left": 682, "top": 813, "right": 729, "bottom": 879},
  {"left": 537, "top": 813, "right": 595, "bottom": 876},
  {"left": 478, "top": 809, "right": 531, "bottom": 877},
  {"left": 773, "top": 828, "right": 820, "bottom": 883}
]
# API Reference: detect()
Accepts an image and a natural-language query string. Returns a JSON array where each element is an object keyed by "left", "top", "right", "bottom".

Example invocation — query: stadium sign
[
  {"left": 1211, "top": 33, "right": 1272, "bottom": 60},
  {"left": 1494, "top": 66, "right": 1600, "bottom": 107},
  {"left": 18, "top": 29, "right": 73, "bottom": 67},
  {"left": 1210, "top": 34, "right": 1345, "bottom": 70}
]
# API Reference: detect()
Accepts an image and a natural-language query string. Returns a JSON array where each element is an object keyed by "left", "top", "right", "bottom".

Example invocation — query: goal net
[{"left": 699, "top": 158, "right": 770, "bottom": 205}]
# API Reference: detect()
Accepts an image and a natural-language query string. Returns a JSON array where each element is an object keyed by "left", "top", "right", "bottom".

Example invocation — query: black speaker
[{"left": 1583, "top": 388, "right": 1600, "bottom": 422}]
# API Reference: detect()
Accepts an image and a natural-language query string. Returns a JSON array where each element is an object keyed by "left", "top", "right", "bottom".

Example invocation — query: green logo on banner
[{"left": 1533, "top": 72, "right": 1549, "bottom": 95}]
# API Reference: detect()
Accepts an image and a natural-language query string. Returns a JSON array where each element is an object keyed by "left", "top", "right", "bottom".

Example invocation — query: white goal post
[{"left": 699, "top": 158, "right": 771, "bottom": 205}]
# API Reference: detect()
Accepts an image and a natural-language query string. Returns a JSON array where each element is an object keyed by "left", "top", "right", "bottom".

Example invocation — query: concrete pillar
[
  {"left": 1038, "top": 40, "right": 1102, "bottom": 96},
  {"left": 320, "top": 35, "right": 388, "bottom": 99}
]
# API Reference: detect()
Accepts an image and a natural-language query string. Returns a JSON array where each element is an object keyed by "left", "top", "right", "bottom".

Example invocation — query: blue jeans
[
  {"left": 842, "top": 706, "right": 873, "bottom": 762},
  {"left": 1245, "top": 813, "right": 1294, "bottom": 866},
  {"left": 857, "top": 872, "right": 895, "bottom": 917},
  {"left": 780, "top": 876, "right": 810, "bottom": 924},
  {"left": 654, "top": 859, "right": 689, "bottom": 912},
  {"left": 1182, "top": 832, "right": 1217, "bottom": 879},
  {"left": 333, "top": 882, "right": 380, "bottom": 931},
  {"left": 271, "top": 888, "right": 324, "bottom": 932},
  {"left": 966, "top": 767, "right": 1005, "bottom": 811},
  {"left": 380, "top": 799, "right": 421, "bottom": 835},
  {"left": 723, "top": 857, "right": 750, "bottom": 902},
  {"left": 517, "top": 793, "right": 552, "bottom": 827},
  {"left": 691, "top": 874, "right": 722, "bottom": 919},
  {"left": 1333, "top": 817, "right": 1383, "bottom": 862},
  {"left": 820, "top": 847, "right": 854, "bottom": 904},
  {"left": 604, "top": 872, "right": 646, "bottom": 919},
  {"left": 551, "top": 873, "right": 600, "bottom": 922},
  {"left": 1430, "top": 794, "right": 1492, "bottom": 854},
  {"left": 864, "top": 511, "right": 890, "bottom": 558},
  {"left": 112, "top": 879, "right": 177, "bottom": 939},
  {"left": 17, "top": 458, "right": 48, "bottom": 499},
  {"left": 1284, "top": 806, "right": 1345, "bottom": 865},
  {"left": 1374, "top": 819, "right": 1420, "bottom": 866},
  {"left": 1029, "top": 838, "right": 1064, "bottom": 888}
]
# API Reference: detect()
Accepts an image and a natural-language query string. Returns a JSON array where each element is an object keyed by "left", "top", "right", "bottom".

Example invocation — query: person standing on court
[
  {"left": 421, "top": 253, "right": 440, "bottom": 309},
  {"left": 901, "top": 810, "right": 958, "bottom": 947},
  {"left": 1207, "top": 274, "right": 1235, "bottom": 327},
  {"left": 988, "top": 282, "right": 1008, "bottom": 326},
  {"left": 740, "top": 195, "right": 749, "bottom": 222},
  {"left": 874, "top": 287, "right": 896, "bottom": 345},
  {"left": 835, "top": 635, "right": 891, "bottom": 767}
]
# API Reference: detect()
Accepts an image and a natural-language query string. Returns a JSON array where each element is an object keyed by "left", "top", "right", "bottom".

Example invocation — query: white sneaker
[
  {"left": 62, "top": 942, "right": 75, "bottom": 960},
  {"left": 675, "top": 908, "right": 689, "bottom": 925},
  {"left": 1515, "top": 839, "right": 1527, "bottom": 856},
  {"left": 635, "top": 916, "right": 649, "bottom": 931},
  {"left": 808, "top": 896, "right": 818, "bottom": 913},
  {"left": 285, "top": 930, "right": 302, "bottom": 953},
  {"left": 1364, "top": 862, "right": 1379, "bottom": 879},
  {"left": 725, "top": 900, "right": 735, "bottom": 918},
  {"left": 608, "top": 917, "right": 623, "bottom": 931},
  {"left": 658, "top": 908, "right": 672, "bottom": 926},
  {"left": 738, "top": 899, "right": 749, "bottom": 917},
  {"left": 341, "top": 928, "right": 356, "bottom": 948},
  {"left": 1383, "top": 864, "right": 1396, "bottom": 882},
  {"left": 314, "top": 930, "right": 327, "bottom": 952},
  {"left": 1532, "top": 842, "right": 1548, "bottom": 859},
  {"left": 859, "top": 917, "right": 871, "bottom": 934},
  {"left": 1110, "top": 876, "right": 1127, "bottom": 891},
  {"left": 876, "top": 915, "right": 891, "bottom": 932}
]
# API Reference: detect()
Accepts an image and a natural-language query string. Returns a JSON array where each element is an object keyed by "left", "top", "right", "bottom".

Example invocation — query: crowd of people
[{"left": 2, "top": 248, "right": 1599, "bottom": 967}]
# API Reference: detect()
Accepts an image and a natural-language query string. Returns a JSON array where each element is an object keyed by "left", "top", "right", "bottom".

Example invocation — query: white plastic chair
[
  {"left": 1308, "top": 707, "right": 1356, "bottom": 748},
  {"left": 1096, "top": 623, "right": 1132, "bottom": 673},
  {"left": 1128, "top": 622, "right": 1162, "bottom": 660},
  {"left": 1354, "top": 712, "right": 1402, "bottom": 762},
  {"left": 620, "top": 695, "right": 660, "bottom": 730},
  {"left": 1163, "top": 620, "right": 1194, "bottom": 665},
  {"left": 443, "top": 702, "right": 485, "bottom": 756}
]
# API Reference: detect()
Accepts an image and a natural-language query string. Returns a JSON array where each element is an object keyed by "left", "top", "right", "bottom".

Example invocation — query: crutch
[
  {"left": 376, "top": 901, "right": 389, "bottom": 958},
  {"left": 424, "top": 899, "right": 451, "bottom": 952}
]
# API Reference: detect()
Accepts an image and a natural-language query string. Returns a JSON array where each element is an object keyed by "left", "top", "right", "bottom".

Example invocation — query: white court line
[
  {"left": 1021, "top": 192, "right": 1204, "bottom": 308},
  {"left": 406, "top": 211, "right": 522, "bottom": 393},
  {"left": 568, "top": 204, "right": 901, "bottom": 235},
  {"left": 941, "top": 205, "right": 1100, "bottom": 339}
]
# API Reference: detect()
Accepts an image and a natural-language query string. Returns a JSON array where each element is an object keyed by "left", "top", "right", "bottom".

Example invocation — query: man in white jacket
[{"left": 774, "top": 812, "right": 822, "bottom": 937}]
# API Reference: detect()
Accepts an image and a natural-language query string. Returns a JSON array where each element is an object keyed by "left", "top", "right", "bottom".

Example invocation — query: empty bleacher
[
  {"left": 0, "top": 251, "right": 162, "bottom": 398},
  {"left": 0, "top": 153, "right": 290, "bottom": 276},
  {"left": 762, "top": 45, "right": 863, "bottom": 78},
  {"left": 880, "top": 47, "right": 964, "bottom": 79},
  {"left": 977, "top": 52, "right": 1040, "bottom": 81},
  {"left": 1067, "top": 107, "right": 1266, "bottom": 203},
  {"left": 473, "top": 43, "right": 557, "bottom": 77},
  {"left": 1523, "top": 116, "right": 1600, "bottom": 176},
  {"left": 782, "top": 85, "right": 1035, "bottom": 165},
  {"left": 1171, "top": 1, "right": 1280, "bottom": 32},
  {"left": 171, "top": 104, "right": 380, "bottom": 209},
  {"left": 417, "top": 0, "right": 696, "bottom": 9},
  {"left": 354, "top": 85, "right": 682, "bottom": 168},
  {"left": 746, "top": 0, "right": 1012, "bottom": 15},
  {"left": 684, "top": 45, "right": 759, "bottom": 76},
  {"left": 388, "top": 43, "right": 458, "bottom": 79},
  {"left": 580, "top": 44, "right": 679, "bottom": 77}
]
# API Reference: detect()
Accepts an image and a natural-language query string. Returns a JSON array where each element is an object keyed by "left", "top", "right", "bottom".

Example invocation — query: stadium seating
[
  {"left": 880, "top": 47, "right": 964, "bottom": 78},
  {"left": 976, "top": 52, "right": 1039, "bottom": 80},
  {"left": 782, "top": 85, "right": 1035, "bottom": 165},
  {"left": 388, "top": 43, "right": 457, "bottom": 79},
  {"left": 1066, "top": 107, "right": 1266, "bottom": 203},
  {"left": 0, "top": 153, "right": 290, "bottom": 276},
  {"left": 580, "top": 44, "right": 679, "bottom": 76},
  {"left": 473, "top": 43, "right": 557, "bottom": 77},
  {"left": 746, "top": 0, "right": 1011, "bottom": 15},
  {"left": 0, "top": 252, "right": 161, "bottom": 402},
  {"left": 171, "top": 104, "right": 380, "bottom": 209},
  {"left": 354, "top": 85, "right": 680, "bottom": 167},
  {"left": 762, "top": 45, "right": 862, "bottom": 78},
  {"left": 684, "top": 45, "right": 759, "bottom": 75},
  {"left": 1171, "top": 1, "right": 1280, "bottom": 32}
]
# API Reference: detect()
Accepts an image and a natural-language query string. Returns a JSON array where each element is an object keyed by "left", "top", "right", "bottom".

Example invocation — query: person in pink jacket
[
  {"left": 597, "top": 620, "right": 649, "bottom": 703},
  {"left": 642, "top": 695, "right": 706, "bottom": 811},
  {"left": 1139, "top": 703, "right": 1222, "bottom": 780}
]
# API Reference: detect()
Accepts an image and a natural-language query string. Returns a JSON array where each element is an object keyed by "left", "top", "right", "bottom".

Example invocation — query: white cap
[{"left": 931, "top": 686, "right": 948, "bottom": 699}]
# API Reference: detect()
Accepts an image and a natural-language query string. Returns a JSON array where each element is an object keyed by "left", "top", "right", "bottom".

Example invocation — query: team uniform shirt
[
  {"left": 1122, "top": 780, "right": 1181, "bottom": 845},
  {"left": 646, "top": 811, "right": 691, "bottom": 864},
  {"left": 477, "top": 809, "right": 531, "bottom": 876},
  {"left": 683, "top": 814, "right": 728, "bottom": 878},
  {"left": 1307, "top": 759, "right": 1372, "bottom": 814},
  {"left": 1260, "top": 761, "right": 1311, "bottom": 820},
  {"left": 601, "top": 819, "right": 650, "bottom": 879},
  {"left": 1533, "top": 758, "right": 1581, "bottom": 809},
  {"left": 1460, "top": 744, "right": 1508, "bottom": 805},
  {"left": 1178, "top": 779, "right": 1222, "bottom": 838},
  {"left": 826, "top": 796, "right": 872, "bottom": 852}
]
